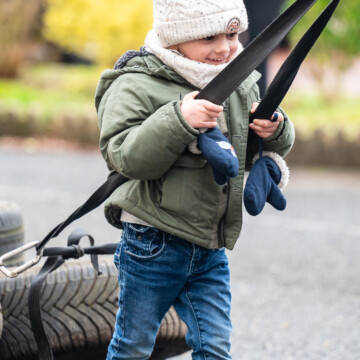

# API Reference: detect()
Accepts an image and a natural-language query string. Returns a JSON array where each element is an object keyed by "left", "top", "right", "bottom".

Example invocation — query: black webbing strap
[
  {"left": 28, "top": 256, "right": 65, "bottom": 360},
  {"left": 35, "top": 172, "right": 127, "bottom": 253},
  {"left": 29, "top": 229, "right": 117, "bottom": 360},
  {"left": 252, "top": 0, "right": 340, "bottom": 120},
  {"left": 196, "top": 0, "right": 319, "bottom": 104},
  {"left": 250, "top": 0, "right": 340, "bottom": 156},
  {"left": 42, "top": 242, "right": 118, "bottom": 257}
]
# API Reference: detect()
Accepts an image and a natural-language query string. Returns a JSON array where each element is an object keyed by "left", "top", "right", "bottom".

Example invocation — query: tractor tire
[
  {"left": 0, "top": 201, "right": 25, "bottom": 266},
  {"left": 0, "top": 256, "right": 189, "bottom": 359}
]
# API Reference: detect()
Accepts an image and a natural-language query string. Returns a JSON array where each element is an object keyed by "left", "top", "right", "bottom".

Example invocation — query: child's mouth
[{"left": 207, "top": 57, "right": 228, "bottom": 64}]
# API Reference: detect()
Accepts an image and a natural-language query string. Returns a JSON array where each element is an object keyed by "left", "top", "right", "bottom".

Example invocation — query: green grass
[
  {"left": 0, "top": 64, "right": 102, "bottom": 122},
  {"left": 0, "top": 63, "right": 359, "bottom": 139},
  {"left": 282, "top": 92, "right": 360, "bottom": 140}
]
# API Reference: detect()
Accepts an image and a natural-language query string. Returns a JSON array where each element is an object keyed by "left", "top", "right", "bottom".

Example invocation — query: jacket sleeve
[
  {"left": 98, "top": 75, "right": 199, "bottom": 180},
  {"left": 262, "top": 106, "right": 295, "bottom": 156}
]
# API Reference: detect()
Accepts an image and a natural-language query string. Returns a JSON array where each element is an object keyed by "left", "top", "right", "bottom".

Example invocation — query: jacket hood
[{"left": 95, "top": 47, "right": 190, "bottom": 111}]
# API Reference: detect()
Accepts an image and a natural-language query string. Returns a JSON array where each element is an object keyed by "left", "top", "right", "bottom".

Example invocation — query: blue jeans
[{"left": 107, "top": 222, "right": 232, "bottom": 360}]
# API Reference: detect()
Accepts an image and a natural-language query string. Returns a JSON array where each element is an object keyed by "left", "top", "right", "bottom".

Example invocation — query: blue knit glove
[
  {"left": 198, "top": 128, "right": 239, "bottom": 185},
  {"left": 244, "top": 156, "right": 286, "bottom": 216}
]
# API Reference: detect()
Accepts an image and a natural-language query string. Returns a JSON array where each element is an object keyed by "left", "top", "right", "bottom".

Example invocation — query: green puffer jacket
[{"left": 95, "top": 51, "right": 295, "bottom": 250}]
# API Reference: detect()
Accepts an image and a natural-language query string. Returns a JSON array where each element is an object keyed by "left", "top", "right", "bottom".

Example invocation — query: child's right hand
[{"left": 181, "top": 91, "right": 223, "bottom": 129}]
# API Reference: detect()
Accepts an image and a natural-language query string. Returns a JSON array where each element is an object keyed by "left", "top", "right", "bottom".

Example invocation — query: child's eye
[
  {"left": 227, "top": 33, "right": 237, "bottom": 39},
  {"left": 204, "top": 36, "right": 215, "bottom": 41}
]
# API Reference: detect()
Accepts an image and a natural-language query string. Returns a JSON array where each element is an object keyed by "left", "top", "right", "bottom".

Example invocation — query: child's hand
[
  {"left": 249, "top": 102, "right": 283, "bottom": 138},
  {"left": 181, "top": 91, "right": 223, "bottom": 129}
]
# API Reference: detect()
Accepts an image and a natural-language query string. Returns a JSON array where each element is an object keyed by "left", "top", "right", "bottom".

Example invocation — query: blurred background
[
  {"left": 0, "top": 0, "right": 359, "bottom": 165},
  {"left": 0, "top": 0, "right": 360, "bottom": 359}
]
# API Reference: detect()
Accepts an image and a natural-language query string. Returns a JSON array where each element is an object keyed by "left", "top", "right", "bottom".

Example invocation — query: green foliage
[
  {"left": 282, "top": 91, "right": 360, "bottom": 139},
  {"left": 285, "top": 0, "right": 360, "bottom": 67},
  {"left": 283, "top": 0, "right": 360, "bottom": 99},
  {"left": 43, "top": 0, "right": 153, "bottom": 66},
  {"left": 0, "top": 64, "right": 100, "bottom": 121}
]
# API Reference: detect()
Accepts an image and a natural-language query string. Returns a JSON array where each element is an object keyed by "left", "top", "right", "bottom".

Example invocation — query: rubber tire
[
  {"left": 0, "top": 201, "right": 25, "bottom": 266},
  {"left": 0, "top": 257, "right": 189, "bottom": 359}
]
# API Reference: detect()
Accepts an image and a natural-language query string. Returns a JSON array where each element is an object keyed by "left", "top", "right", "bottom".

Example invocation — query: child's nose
[{"left": 215, "top": 39, "right": 230, "bottom": 54}]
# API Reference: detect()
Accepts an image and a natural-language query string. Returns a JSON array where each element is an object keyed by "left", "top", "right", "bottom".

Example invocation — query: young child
[{"left": 95, "top": 0, "right": 295, "bottom": 358}]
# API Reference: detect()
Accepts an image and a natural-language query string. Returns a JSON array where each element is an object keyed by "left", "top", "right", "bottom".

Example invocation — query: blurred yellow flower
[{"left": 43, "top": 0, "right": 153, "bottom": 66}]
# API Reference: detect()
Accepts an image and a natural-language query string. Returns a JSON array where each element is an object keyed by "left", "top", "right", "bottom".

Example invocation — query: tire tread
[{"left": 0, "top": 257, "right": 187, "bottom": 359}]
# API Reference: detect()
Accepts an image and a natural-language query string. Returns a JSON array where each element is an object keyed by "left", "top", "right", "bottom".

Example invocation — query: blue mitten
[
  {"left": 198, "top": 128, "right": 239, "bottom": 185},
  {"left": 244, "top": 153, "right": 289, "bottom": 216}
]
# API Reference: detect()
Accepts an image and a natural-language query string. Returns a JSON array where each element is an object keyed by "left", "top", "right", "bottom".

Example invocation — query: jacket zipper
[{"left": 217, "top": 100, "right": 232, "bottom": 248}]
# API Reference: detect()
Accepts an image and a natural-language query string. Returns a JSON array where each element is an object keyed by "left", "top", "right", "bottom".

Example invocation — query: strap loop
[
  {"left": 69, "top": 244, "right": 85, "bottom": 259},
  {"left": 67, "top": 228, "right": 101, "bottom": 274}
]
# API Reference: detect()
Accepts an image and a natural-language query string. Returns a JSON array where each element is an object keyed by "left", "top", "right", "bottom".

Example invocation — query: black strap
[
  {"left": 252, "top": 0, "right": 340, "bottom": 120},
  {"left": 250, "top": 0, "right": 340, "bottom": 157},
  {"left": 43, "top": 242, "right": 118, "bottom": 257},
  {"left": 196, "top": 0, "right": 319, "bottom": 104},
  {"left": 35, "top": 172, "right": 127, "bottom": 253},
  {"left": 29, "top": 229, "right": 111, "bottom": 360},
  {"left": 28, "top": 256, "right": 65, "bottom": 360}
]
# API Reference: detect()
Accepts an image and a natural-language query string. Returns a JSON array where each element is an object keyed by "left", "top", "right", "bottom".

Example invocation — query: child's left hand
[{"left": 249, "top": 102, "right": 283, "bottom": 138}]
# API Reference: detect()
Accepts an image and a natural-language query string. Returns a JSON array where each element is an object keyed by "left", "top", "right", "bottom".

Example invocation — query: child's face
[{"left": 169, "top": 33, "right": 239, "bottom": 65}]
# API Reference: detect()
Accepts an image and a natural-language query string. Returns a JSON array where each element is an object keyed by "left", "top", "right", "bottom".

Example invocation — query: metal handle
[{"left": 0, "top": 241, "right": 43, "bottom": 278}]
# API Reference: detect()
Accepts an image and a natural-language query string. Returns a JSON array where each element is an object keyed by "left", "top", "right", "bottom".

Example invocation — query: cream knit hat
[{"left": 153, "top": 0, "right": 248, "bottom": 47}]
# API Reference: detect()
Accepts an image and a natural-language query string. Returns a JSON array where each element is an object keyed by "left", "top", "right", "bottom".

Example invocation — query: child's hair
[{"left": 153, "top": 0, "right": 248, "bottom": 47}]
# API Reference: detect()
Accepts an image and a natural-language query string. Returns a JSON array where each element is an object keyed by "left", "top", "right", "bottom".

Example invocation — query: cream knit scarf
[{"left": 145, "top": 29, "right": 243, "bottom": 89}]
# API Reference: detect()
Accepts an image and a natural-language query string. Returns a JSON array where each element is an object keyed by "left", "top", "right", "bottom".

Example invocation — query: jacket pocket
[{"left": 160, "top": 154, "right": 207, "bottom": 221}]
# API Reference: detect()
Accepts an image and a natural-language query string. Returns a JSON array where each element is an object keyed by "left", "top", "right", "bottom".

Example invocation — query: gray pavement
[{"left": 1, "top": 144, "right": 360, "bottom": 359}]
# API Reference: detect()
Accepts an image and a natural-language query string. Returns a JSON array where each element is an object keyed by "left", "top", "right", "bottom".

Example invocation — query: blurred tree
[
  {"left": 285, "top": 0, "right": 360, "bottom": 98},
  {"left": 0, "top": 0, "right": 44, "bottom": 78},
  {"left": 43, "top": 0, "right": 153, "bottom": 67}
]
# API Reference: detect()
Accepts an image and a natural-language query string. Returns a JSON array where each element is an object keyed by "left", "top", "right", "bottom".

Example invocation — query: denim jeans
[{"left": 106, "top": 222, "right": 232, "bottom": 360}]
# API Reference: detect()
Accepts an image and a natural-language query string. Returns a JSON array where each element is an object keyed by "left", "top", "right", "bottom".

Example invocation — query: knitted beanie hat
[{"left": 153, "top": 0, "right": 248, "bottom": 47}]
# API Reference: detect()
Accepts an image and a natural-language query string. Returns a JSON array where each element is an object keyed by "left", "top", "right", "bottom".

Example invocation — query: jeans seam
[
  {"left": 110, "top": 242, "right": 125, "bottom": 360},
  {"left": 185, "top": 287, "right": 208, "bottom": 360},
  {"left": 121, "top": 247, "right": 127, "bottom": 324},
  {"left": 188, "top": 243, "right": 195, "bottom": 276}
]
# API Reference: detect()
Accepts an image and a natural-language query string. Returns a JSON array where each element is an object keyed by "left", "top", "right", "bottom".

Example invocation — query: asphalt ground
[{"left": 1, "top": 143, "right": 359, "bottom": 360}]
